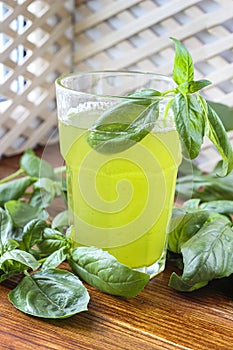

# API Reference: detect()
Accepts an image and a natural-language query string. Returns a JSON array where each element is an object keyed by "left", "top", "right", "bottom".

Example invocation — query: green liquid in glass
[{"left": 59, "top": 116, "right": 181, "bottom": 272}]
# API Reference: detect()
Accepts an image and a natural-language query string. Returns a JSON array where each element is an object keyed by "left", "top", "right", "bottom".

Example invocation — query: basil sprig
[
  {"left": 86, "top": 38, "right": 233, "bottom": 176},
  {"left": 168, "top": 199, "right": 233, "bottom": 292},
  {"left": 170, "top": 37, "right": 233, "bottom": 176}
]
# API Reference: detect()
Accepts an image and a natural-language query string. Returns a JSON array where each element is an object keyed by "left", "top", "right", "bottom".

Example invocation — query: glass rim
[{"left": 55, "top": 70, "right": 174, "bottom": 99}]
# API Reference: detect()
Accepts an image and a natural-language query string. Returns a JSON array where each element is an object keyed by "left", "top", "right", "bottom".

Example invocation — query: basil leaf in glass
[
  {"left": 69, "top": 247, "right": 150, "bottom": 297},
  {"left": 8, "top": 269, "right": 90, "bottom": 318},
  {"left": 86, "top": 90, "right": 160, "bottom": 154}
]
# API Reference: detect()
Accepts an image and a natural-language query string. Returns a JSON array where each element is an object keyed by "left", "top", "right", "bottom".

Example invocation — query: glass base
[{"left": 133, "top": 250, "right": 166, "bottom": 279}]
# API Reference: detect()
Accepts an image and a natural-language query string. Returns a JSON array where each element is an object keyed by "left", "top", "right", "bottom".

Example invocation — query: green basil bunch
[{"left": 168, "top": 198, "right": 233, "bottom": 292}]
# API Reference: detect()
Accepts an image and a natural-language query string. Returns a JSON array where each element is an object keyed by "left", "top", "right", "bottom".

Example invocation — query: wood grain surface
[{"left": 1, "top": 144, "right": 233, "bottom": 350}]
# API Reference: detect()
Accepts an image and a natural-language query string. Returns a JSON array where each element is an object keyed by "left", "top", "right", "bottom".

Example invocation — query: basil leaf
[
  {"left": 20, "top": 149, "right": 56, "bottom": 180},
  {"left": 37, "top": 228, "right": 68, "bottom": 255},
  {"left": 0, "top": 249, "right": 40, "bottom": 271},
  {"left": 69, "top": 247, "right": 150, "bottom": 297},
  {"left": 5, "top": 200, "right": 48, "bottom": 228},
  {"left": 169, "top": 273, "right": 208, "bottom": 292},
  {"left": 21, "top": 219, "right": 48, "bottom": 251},
  {"left": 41, "top": 246, "right": 67, "bottom": 271},
  {"left": 3, "top": 239, "right": 19, "bottom": 252},
  {"left": 29, "top": 178, "right": 56, "bottom": 208},
  {"left": 167, "top": 250, "right": 184, "bottom": 270},
  {"left": 188, "top": 79, "right": 211, "bottom": 93},
  {"left": 0, "top": 208, "right": 13, "bottom": 254},
  {"left": 128, "top": 88, "right": 161, "bottom": 98},
  {"left": 0, "top": 270, "right": 20, "bottom": 283},
  {"left": 200, "top": 200, "right": 233, "bottom": 215},
  {"left": 168, "top": 210, "right": 210, "bottom": 254},
  {"left": 199, "top": 96, "right": 233, "bottom": 176},
  {"left": 207, "top": 101, "right": 233, "bottom": 132},
  {"left": 169, "top": 217, "right": 233, "bottom": 291},
  {"left": 0, "top": 177, "right": 33, "bottom": 206},
  {"left": 86, "top": 95, "right": 160, "bottom": 154},
  {"left": 52, "top": 210, "right": 69, "bottom": 231},
  {"left": 0, "top": 257, "right": 27, "bottom": 278},
  {"left": 176, "top": 169, "right": 233, "bottom": 201},
  {"left": 172, "top": 93, "right": 205, "bottom": 158},
  {"left": 8, "top": 269, "right": 90, "bottom": 318},
  {"left": 182, "top": 198, "right": 201, "bottom": 210},
  {"left": 171, "top": 37, "right": 194, "bottom": 85}
]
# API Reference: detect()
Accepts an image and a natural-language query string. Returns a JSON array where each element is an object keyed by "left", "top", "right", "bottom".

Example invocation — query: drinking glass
[{"left": 55, "top": 71, "right": 182, "bottom": 278}]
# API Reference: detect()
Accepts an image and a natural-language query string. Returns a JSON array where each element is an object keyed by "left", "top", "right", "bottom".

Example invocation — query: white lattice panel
[{"left": 0, "top": 0, "right": 74, "bottom": 157}]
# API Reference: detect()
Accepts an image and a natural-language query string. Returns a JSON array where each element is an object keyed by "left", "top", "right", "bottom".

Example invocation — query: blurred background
[{"left": 0, "top": 0, "right": 232, "bottom": 163}]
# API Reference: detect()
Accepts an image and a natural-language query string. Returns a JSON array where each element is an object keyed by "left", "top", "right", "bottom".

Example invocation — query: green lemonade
[{"left": 59, "top": 109, "right": 181, "bottom": 271}]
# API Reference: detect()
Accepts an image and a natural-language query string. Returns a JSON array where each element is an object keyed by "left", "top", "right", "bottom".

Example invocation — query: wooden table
[{"left": 1, "top": 144, "right": 233, "bottom": 350}]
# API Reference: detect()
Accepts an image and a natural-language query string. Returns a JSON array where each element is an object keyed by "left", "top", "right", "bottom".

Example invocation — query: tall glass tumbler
[{"left": 55, "top": 71, "right": 182, "bottom": 278}]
